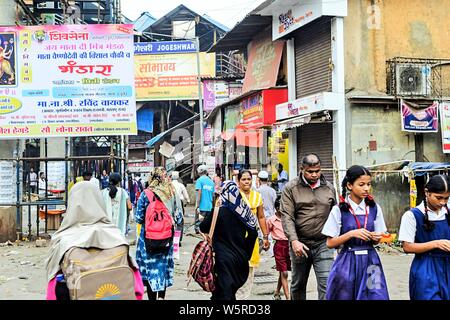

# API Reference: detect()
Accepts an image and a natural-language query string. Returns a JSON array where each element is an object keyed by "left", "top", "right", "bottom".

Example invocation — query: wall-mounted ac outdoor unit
[{"left": 395, "top": 63, "right": 431, "bottom": 96}]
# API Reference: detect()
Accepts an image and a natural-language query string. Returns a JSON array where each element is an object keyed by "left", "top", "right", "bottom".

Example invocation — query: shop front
[
  {"left": 220, "top": 88, "right": 287, "bottom": 179},
  {"left": 275, "top": 92, "right": 341, "bottom": 182}
]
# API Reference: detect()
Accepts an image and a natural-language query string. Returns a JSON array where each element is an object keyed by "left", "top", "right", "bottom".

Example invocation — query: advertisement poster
[
  {"left": 401, "top": 99, "right": 438, "bottom": 133},
  {"left": 241, "top": 33, "right": 284, "bottom": 94},
  {"left": 440, "top": 101, "right": 450, "bottom": 153},
  {"left": 241, "top": 92, "right": 263, "bottom": 126},
  {"left": 203, "top": 80, "right": 229, "bottom": 112},
  {"left": 0, "top": 24, "right": 137, "bottom": 139},
  {"left": 134, "top": 41, "right": 216, "bottom": 100}
]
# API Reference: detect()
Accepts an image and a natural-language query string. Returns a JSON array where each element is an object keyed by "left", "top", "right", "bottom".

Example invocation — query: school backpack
[
  {"left": 143, "top": 189, "right": 174, "bottom": 253},
  {"left": 187, "top": 205, "right": 219, "bottom": 292},
  {"left": 60, "top": 245, "right": 136, "bottom": 300}
]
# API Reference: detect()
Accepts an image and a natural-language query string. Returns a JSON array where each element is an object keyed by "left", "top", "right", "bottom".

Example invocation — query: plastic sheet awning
[
  {"left": 137, "top": 108, "right": 154, "bottom": 133},
  {"left": 408, "top": 162, "right": 450, "bottom": 176},
  {"left": 220, "top": 123, "right": 264, "bottom": 148}
]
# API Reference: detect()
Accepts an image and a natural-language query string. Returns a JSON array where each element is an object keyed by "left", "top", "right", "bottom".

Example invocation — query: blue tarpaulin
[
  {"left": 137, "top": 108, "right": 154, "bottom": 133},
  {"left": 408, "top": 162, "right": 450, "bottom": 176}
]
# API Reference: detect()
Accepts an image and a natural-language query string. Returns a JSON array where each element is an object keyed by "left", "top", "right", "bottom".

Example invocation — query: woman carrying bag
[{"left": 199, "top": 181, "right": 258, "bottom": 300}]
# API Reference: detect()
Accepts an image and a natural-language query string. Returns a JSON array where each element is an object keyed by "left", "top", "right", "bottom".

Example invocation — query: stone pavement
[{"left": 0, "top": 206, "right": 413, "bottom": 300}]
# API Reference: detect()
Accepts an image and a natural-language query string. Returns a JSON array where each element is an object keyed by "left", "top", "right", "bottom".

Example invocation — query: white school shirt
[
  {"left": 322, "top": 196, "right": 387, "bottom": 238},
  {"left": 398, "top": 202, "right": 448, "bottom": 244}
]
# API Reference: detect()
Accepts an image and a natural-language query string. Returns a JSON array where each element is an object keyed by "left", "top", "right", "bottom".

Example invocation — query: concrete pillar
[
  {"left": 286, "top": 38, "right": 298, "bottom": 179},
  {"left": 331, "top": 17, "right": 347, "bottom": 183},
  {"left": 0, "top": 0, "right": 19, "bottom": 241}
]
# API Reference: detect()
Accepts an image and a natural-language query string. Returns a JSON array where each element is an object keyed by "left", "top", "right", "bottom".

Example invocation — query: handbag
[{"left": 186, "top": 204, "right": 219, "bottom": 292}]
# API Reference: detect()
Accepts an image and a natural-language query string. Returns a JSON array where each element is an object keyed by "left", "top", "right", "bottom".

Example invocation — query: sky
[{"left": 120, "top": 0, "right": 267, "bottom": 29}]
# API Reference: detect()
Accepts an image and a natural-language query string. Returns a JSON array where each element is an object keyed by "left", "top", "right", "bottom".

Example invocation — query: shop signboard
[
  {"left": 276, "top": 92, "right": 340, "bottom": 121},
  {"left": 127, "top": 161, "right": 154, "bottom": 173},
  {"left": 258, "top": 0, "right": 347, "bottom": 40},
  {"left": 135, "top": 41, "right": 216, "bottom": 100},
  {"left": 0, "top": 24, "right": 136, "bottom": 138},
  {"left": 241, "top": 92, "right": 263, "bottom": 126},
  {"left": 241, "top": 33, "right": 284, "bottom": 94}
]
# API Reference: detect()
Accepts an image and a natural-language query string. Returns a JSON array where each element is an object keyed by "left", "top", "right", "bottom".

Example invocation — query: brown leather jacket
[{"left": 280, "top": 174, "right": 336, "bottom": 248}]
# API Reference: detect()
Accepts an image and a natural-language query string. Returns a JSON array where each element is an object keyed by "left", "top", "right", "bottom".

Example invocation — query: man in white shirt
[
  {"left": 257, "top": 170, "right": 277, "bottom": 219},
  {"left": 28, "top": 167, "right": 38, "bottom": 193},
  {"left": 171, "top": 171, "right": 190, "bottom": 205},
  {"left": 171, "top": 171, "right": 190, "bottom": 246},
  {"left": 277, "top": 164, "right": 288, "bottom": 192}
]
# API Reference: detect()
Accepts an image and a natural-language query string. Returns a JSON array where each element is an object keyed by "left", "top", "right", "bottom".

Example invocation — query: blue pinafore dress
[
  {"left": 409, "top": 208, "right": 450, "bottom": 300},
  {"left": 326, "top": 205, "right": 390, "bottom": 300}
]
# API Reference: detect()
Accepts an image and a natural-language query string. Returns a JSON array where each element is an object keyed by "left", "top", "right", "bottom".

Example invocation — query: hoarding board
[{"left": 0, "top": 24, "right": 137, "bottom": 139}]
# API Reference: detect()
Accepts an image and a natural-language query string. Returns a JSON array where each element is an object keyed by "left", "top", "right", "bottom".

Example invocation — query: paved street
[{"left": 0, "top": 206, "right": 413, "bottom": 300}]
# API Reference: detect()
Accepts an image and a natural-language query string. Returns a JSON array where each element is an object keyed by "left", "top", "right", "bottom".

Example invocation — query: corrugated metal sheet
[
  {"left": 297, "top": 123, "right": 334, "bottom": 184},
  {"left": 294, "top": 17, "right": 332, "bottom": 98}
]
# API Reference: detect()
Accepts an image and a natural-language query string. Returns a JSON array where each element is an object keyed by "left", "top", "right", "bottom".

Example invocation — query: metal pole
[
  {"left": 195, "top": 36, "right": 205, "bottom": 164},
  {"left": 15, "top": 139, "right": 21, "bottom": 236}
]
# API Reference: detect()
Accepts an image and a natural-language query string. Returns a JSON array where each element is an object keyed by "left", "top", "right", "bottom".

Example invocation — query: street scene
[{"left": 0, "top": 0, "right": 449, "bottom": 302}]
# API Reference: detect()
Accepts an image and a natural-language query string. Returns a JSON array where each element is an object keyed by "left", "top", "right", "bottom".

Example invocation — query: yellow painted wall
[
  {"left": 270, "top": 130, "right": 289, "bottom": 180},
  {"left": 345, "top": 0, "right": 450, "bottom": 94}
]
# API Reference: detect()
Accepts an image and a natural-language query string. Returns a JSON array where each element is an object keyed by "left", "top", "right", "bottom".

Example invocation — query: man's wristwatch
[{"left": 263, "top": 234, "right": 269, "bottom": 240}]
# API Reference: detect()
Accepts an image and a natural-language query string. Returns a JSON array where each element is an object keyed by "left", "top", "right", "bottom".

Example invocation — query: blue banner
[
  {"left": 401, "top": 100, "right": 438, "bottom": 133},
  {"left": 134, "top": 41, "right": 196, "bottom": 55}
]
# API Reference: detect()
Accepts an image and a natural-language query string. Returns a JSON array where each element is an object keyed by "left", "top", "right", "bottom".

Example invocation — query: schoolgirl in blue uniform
[
  {"left": 322, "top": 165, "right": 390, "bottom": 300},
  {"left": 398, "top": 174, "right": 450, "bottom": 300}
]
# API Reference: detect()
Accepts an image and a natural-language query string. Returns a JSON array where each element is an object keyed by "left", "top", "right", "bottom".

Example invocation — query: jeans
[
  {"left": 289, "top": 240, "right": 334, "bottom": 300},
  {"left": 195, "top": 210, "right": 211, "bottom": 232}
]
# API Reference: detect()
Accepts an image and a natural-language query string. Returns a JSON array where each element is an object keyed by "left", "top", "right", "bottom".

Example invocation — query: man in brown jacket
[{"left": 280, "top": 153, "right": 336, "bottom": 300}]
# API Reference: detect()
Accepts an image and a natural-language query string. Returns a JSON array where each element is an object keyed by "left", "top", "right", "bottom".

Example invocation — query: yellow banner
[{"left": 135, "top": 52, "right": 216, "bottom": 100}]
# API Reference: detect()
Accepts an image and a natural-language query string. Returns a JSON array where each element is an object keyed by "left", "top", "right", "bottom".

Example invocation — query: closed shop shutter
[
  {"left": 294, "top": 17, "right": 332, "bottom": 98},
  {"left": 297, "top": 123, "right": 334, "bottom": 184}
]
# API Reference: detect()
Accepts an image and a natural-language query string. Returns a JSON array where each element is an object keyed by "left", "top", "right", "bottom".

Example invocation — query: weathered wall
[
  {"left": 372, "top": 174, "right": 410, "bottom": 231},
  {"left": 350, "top": 106, "right": 414, "bottom": 165},
  {"left": 345, "top": 0, "right": 450, "bottom": 94}
]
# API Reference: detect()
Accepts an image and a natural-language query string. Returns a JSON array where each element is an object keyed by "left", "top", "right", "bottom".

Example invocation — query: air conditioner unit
[{"left": 395, "top": 63, "right": 431, "bottom": 96}]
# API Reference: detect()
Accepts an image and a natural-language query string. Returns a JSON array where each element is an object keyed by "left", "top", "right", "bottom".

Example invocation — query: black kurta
[{"left": 200, "top": 206, "right": 258, "bottom": 300}]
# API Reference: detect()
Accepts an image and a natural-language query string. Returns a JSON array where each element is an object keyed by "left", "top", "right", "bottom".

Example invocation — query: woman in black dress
[{"left": 200, "top": 180, "right": 258, "bottom": 300}]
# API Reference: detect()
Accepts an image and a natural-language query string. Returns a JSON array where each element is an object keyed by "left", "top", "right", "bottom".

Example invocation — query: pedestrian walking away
[
  {"left": 257, "top": 170, "right": 277, "bottom": 219},
  {"left": 280, "top": 153, "right": 336, "bottom": 300},
  {"left": 102, "top": 172, "right": 132, "bottom": 236},
  {"left": 398, "top": 174, "right": 450, "bottom": 300},
  {"left": 195, "top": 165, "right": 215, "bottom": 234},
  {"left": 44, "top": 181, "right": 144, "bottom": 300},
  {"left": 135, "top": 167, "right": 180, "bottom": 300},
  {"left": 322, "top": 165, "right": 390, "bottom": 300},
  {"left": 266, "top": 197, "right": 291, "bottom": 300},
  {"left": 235, "top": 170, "right": 270, "bottom": 300},
  {"left": 171, "top": 171, "right": 190, "bottom": 246},
  {"left": 200, "top": 180, "right": 258, "bottom": 300}
]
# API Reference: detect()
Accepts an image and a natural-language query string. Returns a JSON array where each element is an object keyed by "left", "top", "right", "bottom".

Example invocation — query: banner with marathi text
[
  {"left": 134, "top": 41, "right": 216, "bottom": 101},
  {"left": 400, "top": 99, "right": 438, "bottom": 133},
  {"left": 0, "top": 24, "right": 136, "bottom": 138}
]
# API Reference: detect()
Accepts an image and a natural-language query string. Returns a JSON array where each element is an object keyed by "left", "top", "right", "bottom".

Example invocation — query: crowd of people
[{"left": 43, "top": 154, "right": 450, "bottom": 300}]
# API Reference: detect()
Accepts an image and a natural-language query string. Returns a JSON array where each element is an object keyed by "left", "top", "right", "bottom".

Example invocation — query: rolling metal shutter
[
  {"left": 294, "top": 17, "right": 332, "bottom": 98},
  {"left": 297, "top": 123, "right": 334, "bottom": 184}
]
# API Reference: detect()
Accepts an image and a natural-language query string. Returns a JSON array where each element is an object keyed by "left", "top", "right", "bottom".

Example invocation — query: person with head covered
[{"left": 44, "top": 181, "right": 144, "bottom": 300}]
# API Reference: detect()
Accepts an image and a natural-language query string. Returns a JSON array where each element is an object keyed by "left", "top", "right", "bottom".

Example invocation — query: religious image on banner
[{"left": 400, "top": 99, "right": 438, "bottom": 133}]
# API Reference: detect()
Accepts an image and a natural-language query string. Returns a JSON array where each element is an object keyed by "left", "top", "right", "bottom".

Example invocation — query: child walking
[
  {"left": 398, "top": 174, "right": 450, "bottom": 300},
  {"left": 266, "top": 198, "right": 291, "bottom": 300},
  {"left": 322, "top": 165, "right": 389, "bottom": 300}
]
